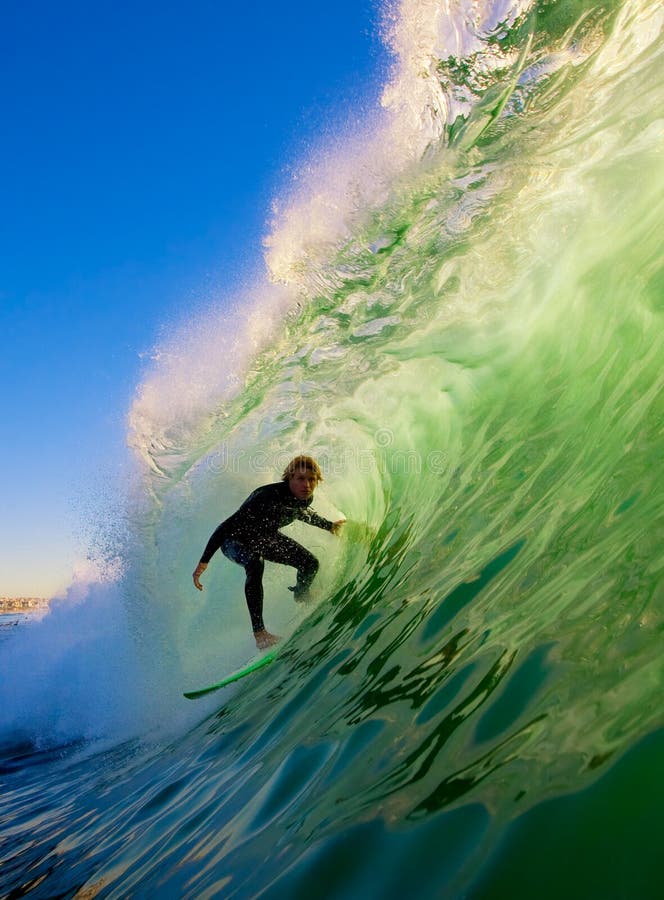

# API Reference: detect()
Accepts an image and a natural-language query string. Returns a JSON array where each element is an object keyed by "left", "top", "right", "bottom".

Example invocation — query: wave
[{"left": 1, "top": 1, "right": 663, "bottom": 895}]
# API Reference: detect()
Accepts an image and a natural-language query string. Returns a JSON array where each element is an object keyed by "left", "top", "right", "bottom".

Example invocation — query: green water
[{"left": 1, "top": 1, "right": 662, "bottom": 897}]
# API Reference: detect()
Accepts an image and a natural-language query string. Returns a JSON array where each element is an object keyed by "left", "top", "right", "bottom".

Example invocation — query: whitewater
[{"left": 2, "top": 0, "right": 663, "bottom": 897}]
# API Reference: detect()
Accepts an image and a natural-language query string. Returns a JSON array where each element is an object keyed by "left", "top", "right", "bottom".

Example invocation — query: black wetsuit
[{"left": 199, "top": 481, "right": 334, "bottom": 633}]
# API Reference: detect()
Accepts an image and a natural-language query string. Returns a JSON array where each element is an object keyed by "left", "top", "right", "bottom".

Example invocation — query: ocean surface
[{"left": 2, "top": 1, "right": 663, "bottom": 897}]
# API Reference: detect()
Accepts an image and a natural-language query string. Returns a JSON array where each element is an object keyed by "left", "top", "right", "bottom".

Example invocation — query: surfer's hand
[
  {"left": 254, "top": 629, "right": 280, "bottom": 650},
  {"left": 331, "top": 519, "right": 347, "bottom": 535},
  {"left": 193, "top": 562, "right": 207, "bottom": 591}
]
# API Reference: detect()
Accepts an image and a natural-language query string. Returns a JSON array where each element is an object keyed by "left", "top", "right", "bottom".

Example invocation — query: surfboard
[{"left": 183, "top": 648, "right": 278, "bottom": 699}]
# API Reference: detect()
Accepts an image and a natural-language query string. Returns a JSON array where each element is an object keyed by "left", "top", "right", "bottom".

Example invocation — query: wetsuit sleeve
[
  {"left": 199, "top": 524, "right": 226, "bottom": 563},
  {"left": 297, "top": 507, "right": 335, "bottom": 531}
]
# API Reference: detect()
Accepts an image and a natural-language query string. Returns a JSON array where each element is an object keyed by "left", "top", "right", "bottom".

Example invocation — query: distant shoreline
[{"left": 0, "top": 598, "right": 49, "bottom": 614}]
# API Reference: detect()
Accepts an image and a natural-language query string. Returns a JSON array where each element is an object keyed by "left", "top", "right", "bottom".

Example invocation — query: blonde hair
[{"left": 281, "top": 455, "right": 323, "bottom": 483}]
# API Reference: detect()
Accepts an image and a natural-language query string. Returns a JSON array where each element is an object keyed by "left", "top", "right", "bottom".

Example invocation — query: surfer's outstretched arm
[
  {"left": 193, "top": 521, "right": 229, "bottom": 590},
  {"left": 193, "top": 562, "right": 207, "bottom": 590}
]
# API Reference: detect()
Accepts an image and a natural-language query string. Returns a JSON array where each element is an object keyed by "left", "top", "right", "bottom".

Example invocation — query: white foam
[{"left": 129, "top": 3, "right": 521, "bottom": 468}]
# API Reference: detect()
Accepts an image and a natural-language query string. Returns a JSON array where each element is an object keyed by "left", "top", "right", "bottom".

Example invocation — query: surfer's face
[{"left": 288, "top": 470, "right": 318, "bottom": 500}]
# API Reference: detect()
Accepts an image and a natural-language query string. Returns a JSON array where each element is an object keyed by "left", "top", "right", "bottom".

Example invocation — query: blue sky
[{"left": 1, "top": 0, "right": 386, "bottom": 597}]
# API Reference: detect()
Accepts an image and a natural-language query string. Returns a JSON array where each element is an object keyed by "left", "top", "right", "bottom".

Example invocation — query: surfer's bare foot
[{"left": 254, "top": 629, "right": 280, "bottom": 650}]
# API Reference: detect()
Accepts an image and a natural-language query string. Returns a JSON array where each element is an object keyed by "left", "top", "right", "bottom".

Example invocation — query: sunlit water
[{"left": 2, "top": 1, "right": 663, "bottom": 897}]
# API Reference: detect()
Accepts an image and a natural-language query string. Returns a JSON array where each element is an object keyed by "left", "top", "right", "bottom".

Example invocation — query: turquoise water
[{"left": 2, "top": 1, "right": 663, "bottom": 896}]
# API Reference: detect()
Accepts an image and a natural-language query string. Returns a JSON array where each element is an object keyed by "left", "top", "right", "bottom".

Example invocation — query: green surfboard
[{"left": 183, "top": 649, "right": 278, "bottom": 699}]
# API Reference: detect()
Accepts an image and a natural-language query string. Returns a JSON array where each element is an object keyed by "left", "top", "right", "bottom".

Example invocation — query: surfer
[{"left": 192, "top": 455, "right": 345, "bottom": 649}]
